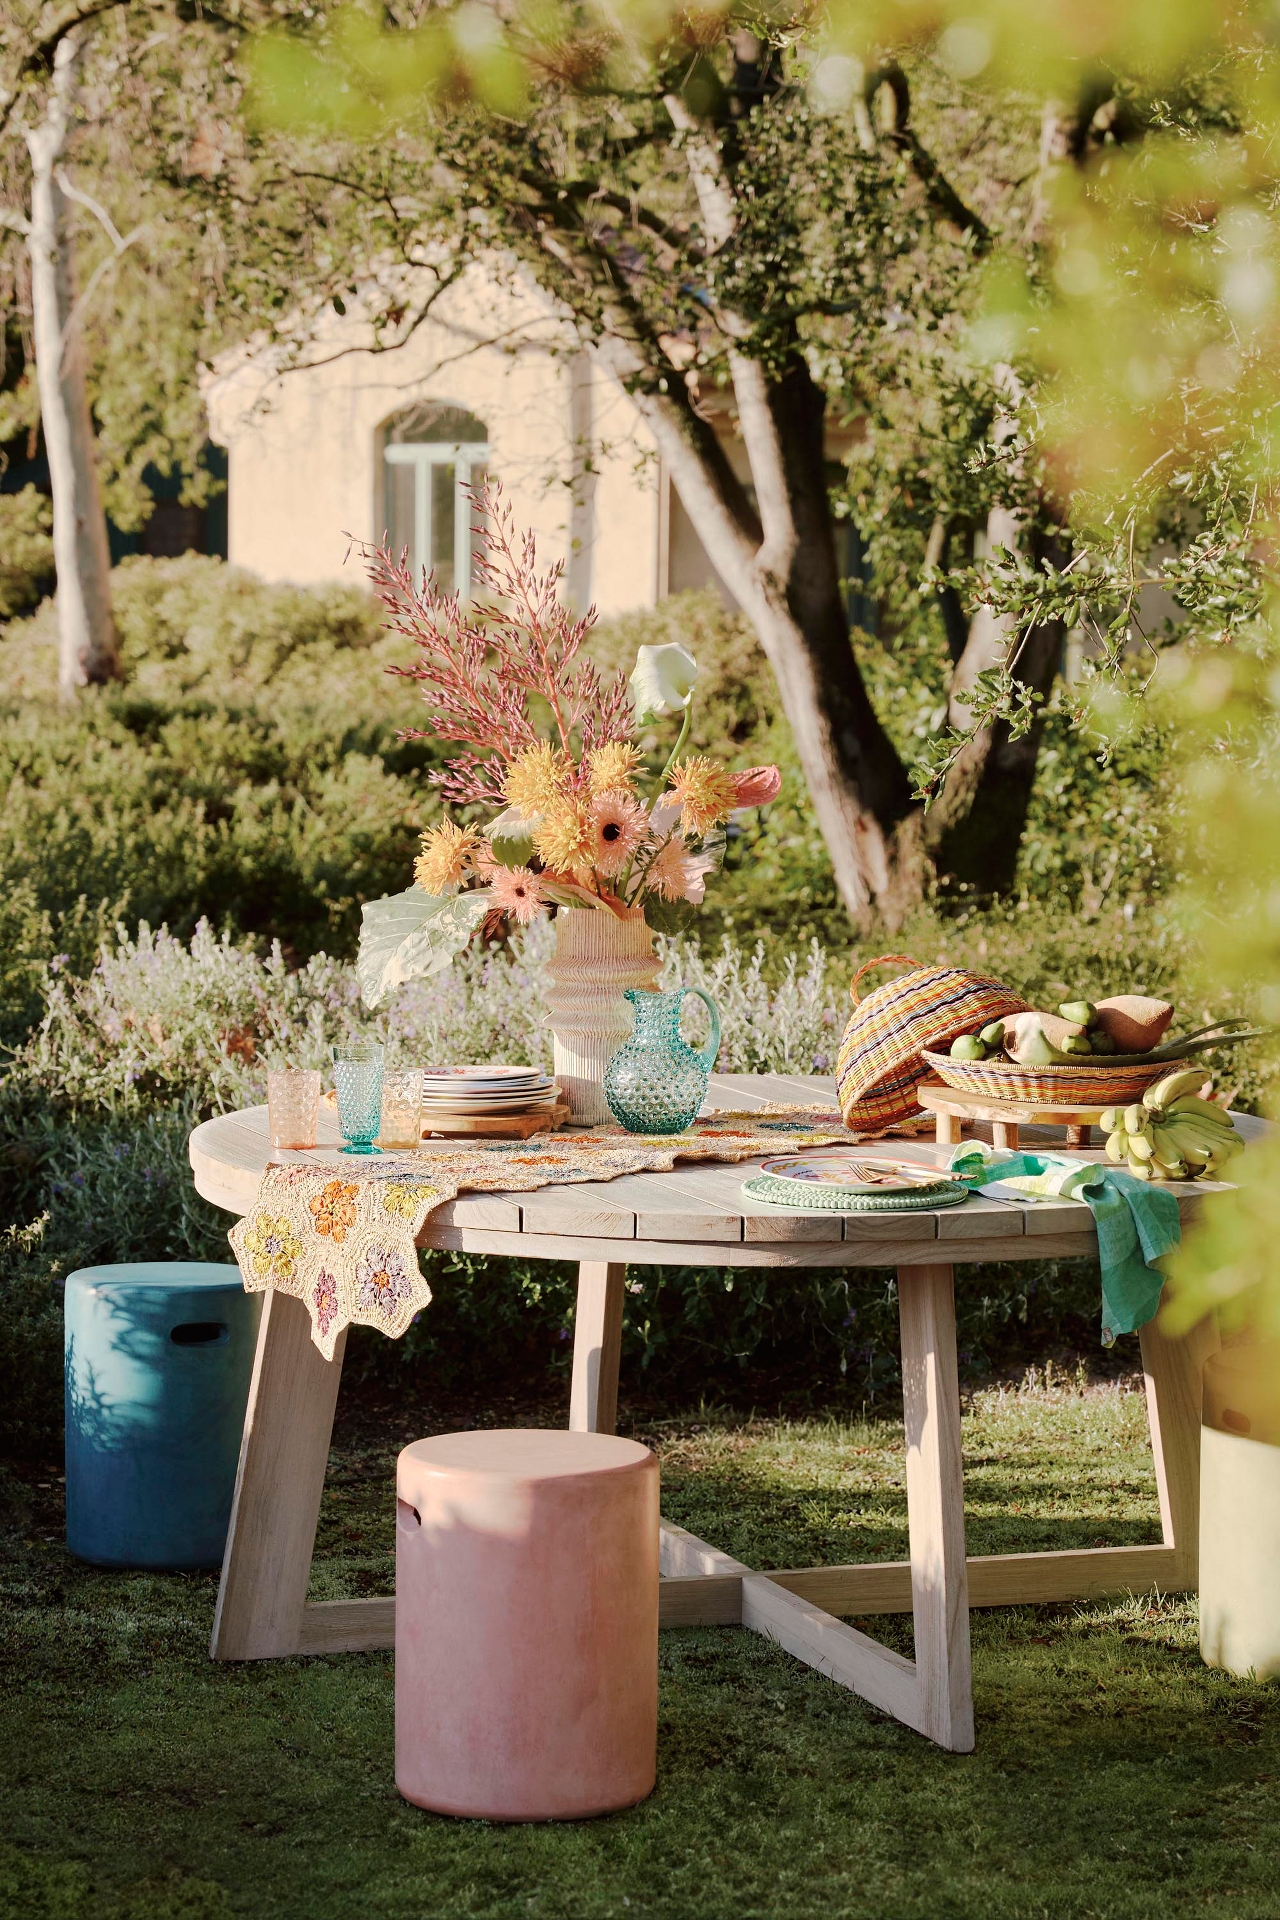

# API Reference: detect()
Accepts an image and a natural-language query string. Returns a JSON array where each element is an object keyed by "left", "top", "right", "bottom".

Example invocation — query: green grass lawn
[{"left": 3, "top": 1370, "right": 1279, "bottom": 1920}]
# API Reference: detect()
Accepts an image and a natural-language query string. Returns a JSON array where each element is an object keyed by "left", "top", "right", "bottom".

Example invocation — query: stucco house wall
[{"left": 203, "top": 264, "right": 687, "bottom": 614}]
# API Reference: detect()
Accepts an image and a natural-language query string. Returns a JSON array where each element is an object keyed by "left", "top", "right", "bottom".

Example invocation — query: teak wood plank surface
[
  {"left": 410, "top": 1224, "right": 1119, "bottom": 1268},
  {"left": 433, "top": 1192, "right": 524, "bottom": 1232},
  {"left": 191, "top": 1096, "right": 1235, "bottom": 1273},
  {"left": 518, "top": 1186, "right": 638, "bottom": 1239},
  {"left": 934, "top": 1196, "right": 1027, "bottom": 1243},
  {"left": 705, "top": 1072, "right": 840, "bottom": 1110},
  {"left": 583, "top": 1170, "right": 747, "bottom": 1243},
  {"left": 653, "top": 1160, "right": 844, "bottom": 1243}
]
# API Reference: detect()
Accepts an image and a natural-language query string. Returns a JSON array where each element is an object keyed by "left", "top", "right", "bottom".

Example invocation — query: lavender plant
[{"left": 12, "top": 919, "right": 846, "bottom": 1116}]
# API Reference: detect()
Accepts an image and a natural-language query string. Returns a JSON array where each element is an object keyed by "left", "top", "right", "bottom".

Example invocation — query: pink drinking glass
[{"left": 267, "top": 1069, "right": 322, "bottom": 1149}]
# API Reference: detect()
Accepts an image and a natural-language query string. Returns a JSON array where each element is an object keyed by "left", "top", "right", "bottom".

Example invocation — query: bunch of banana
[{"left": 1099, "top": 1069, "right": 1244, "bottom": 1181}]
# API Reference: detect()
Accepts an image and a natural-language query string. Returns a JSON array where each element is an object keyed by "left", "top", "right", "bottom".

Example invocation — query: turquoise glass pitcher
[{"left": 603, "top": 987, "right": 722, "bottom": 1134}]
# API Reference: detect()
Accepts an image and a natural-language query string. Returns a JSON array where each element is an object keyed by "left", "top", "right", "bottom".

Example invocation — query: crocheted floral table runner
[{"left": 228, "top": 1108, "right": 884, "bottom": 1360}]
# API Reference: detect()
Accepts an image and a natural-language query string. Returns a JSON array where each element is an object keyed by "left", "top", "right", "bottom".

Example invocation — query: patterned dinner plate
[
  {"left": 420, "top": 1095, "right": 560, "bottom": 1114},
  {"left": 421, "top": 1066, "right": 547, "bottom": 1084},
  {"left": 755, "top": 1152, "right": 951, "bottom": 1192},
  {"left": 421, "top": 1092, "right": 557, "bottom": 1104}
]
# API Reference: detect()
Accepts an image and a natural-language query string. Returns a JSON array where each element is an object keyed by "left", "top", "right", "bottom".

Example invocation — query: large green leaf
[{"left": 356, "top": 887, "right": 493, "bottom": 1009}]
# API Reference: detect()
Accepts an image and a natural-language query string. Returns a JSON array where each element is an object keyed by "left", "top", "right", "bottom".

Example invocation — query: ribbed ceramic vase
[{"left": 545, "top": 909, "right": 662, "bottom": 1124}]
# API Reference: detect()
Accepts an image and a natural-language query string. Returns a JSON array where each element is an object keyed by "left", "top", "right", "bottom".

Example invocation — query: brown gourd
[{"left": 1093, "top": 996, "right": 1175, "bottom": 1054}]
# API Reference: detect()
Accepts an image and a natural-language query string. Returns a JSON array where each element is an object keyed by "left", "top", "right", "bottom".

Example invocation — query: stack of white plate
[{"left": 419, "top": 1065, "right": 560, "bottom": 1120}]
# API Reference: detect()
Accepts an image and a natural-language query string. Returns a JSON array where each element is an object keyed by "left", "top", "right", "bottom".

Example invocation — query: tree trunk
[
  {"left": 923, "top": 475, "right": 1067, "bottom": 896},
  {"left": 630, "top": 360, "right": 918, "bottom": 921},
  {"left": 638, "top": 345, "right": 1068, "bottom": 923},
  {"left": 927, "top": 613, "right": 1065, "bottom": 895},
  {"left": 25, "top": 34, "right": 118, "bottom": 700}
]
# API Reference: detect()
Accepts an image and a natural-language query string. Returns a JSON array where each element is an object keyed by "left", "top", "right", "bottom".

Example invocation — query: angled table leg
[
  {"left": 211, "top": 1289, "right": 346, "bottom": 1660},
  {"left": 1140, "top": 1308, "right": 1220, "bottom": 1589},
  {"left": 656, "top": 1262, "right": 974, "bottom": 1753},
  {"left": 898, "top": 1263, "right": 974, "bottom": 1752},
  {"left": 569, "top": 1260, "right": 626, "bottom": 1435}
]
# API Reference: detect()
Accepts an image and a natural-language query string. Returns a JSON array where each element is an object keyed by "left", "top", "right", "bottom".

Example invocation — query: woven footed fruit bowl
[{"left": 921, "top": 1049, "right": 1189, "bottom": 1105}]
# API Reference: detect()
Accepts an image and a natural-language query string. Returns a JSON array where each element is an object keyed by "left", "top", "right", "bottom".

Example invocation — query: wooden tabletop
[{"left": 188, "top": 1071, "right": 1253, "bottom": 1271}]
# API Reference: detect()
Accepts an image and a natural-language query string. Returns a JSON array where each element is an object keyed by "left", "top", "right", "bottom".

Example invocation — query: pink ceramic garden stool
[{"left": 395, "top": 1428, "right": 659, "bottom": 1821}]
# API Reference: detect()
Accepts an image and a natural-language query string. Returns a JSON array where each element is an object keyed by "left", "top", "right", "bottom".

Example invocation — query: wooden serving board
[
  {"left": 318, "top": 1088, "right": 572, "bottom": 1141},
  {"left": 419, "top": 1101, "right": 572, "bottom": 1139},
  {"left": 916, "top": 1081, "right": 1106, "bottom": 1150}
]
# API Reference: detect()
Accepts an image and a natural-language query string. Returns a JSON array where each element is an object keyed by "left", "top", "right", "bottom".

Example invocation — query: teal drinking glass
[{"left": 332, "top": 1041, "right": 384, "bottom": 1154}]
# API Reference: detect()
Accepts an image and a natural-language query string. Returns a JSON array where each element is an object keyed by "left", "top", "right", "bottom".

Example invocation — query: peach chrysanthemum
[
  {"left": 414, "top": 820, "right": 482, "bottom": 894},
  {"left": 589, "top": 788, "right": 649, "bottom": 878},
  {"left": 644, "top": 832, "right": 717, "bottom": 904},
  {"left": 490, "top": 864, "right": 547, "bottom": 926},
  {"left": 586, "top": 741, "right": 642, "bottom": 794},
  {"left": 535, "top": 801, "right": 594, "bottom": 881},
  {"left": 665, "top": 755, "right": 738, "bottom": 836},
  {"left": 504, "top": 742, "right": 574, "bottom": 818}
]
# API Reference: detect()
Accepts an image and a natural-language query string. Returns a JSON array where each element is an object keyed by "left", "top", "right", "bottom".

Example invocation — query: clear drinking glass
[
  {"left": 332, "top": 1041, "right": 385, "bottom": 1154},
  {"left": 267, "top": 1068, "right": 322, "bottom": 1149},
  {"left": 379, "top": 1068, "right": 424, "bottom": 1149}
]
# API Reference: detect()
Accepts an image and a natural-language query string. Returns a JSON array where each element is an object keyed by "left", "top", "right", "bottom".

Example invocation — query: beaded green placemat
[{"left": 741, "top": 1171, "right": 970, "bottom": 1212}]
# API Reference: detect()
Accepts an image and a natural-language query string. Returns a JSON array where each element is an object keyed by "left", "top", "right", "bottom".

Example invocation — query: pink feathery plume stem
[{"left": 354, "top": 480, "right": 632, "bottom": 789}]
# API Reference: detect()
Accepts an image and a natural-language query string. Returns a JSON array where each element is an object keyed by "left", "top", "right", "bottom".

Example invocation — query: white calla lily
[{"left": 629, "top": 642, "right": 697, "bottom": 722}]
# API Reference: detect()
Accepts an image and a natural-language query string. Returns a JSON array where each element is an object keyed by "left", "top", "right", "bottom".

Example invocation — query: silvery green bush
[{"left": 13, "top": 918, "right": 846, "bottom": 1117}]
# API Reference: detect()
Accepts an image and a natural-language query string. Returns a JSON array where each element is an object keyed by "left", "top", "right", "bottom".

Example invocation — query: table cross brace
[{"left": 211, "top": 1258, "right": 1214, "bottom": 1757}]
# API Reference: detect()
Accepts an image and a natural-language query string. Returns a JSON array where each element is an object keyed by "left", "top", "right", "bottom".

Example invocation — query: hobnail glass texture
[
  {"left": 379, "top": 1068, "right": 424, "bottom": 1149},
  {"left": 603, "top": 988, "right": 722, "bottom": 1134},
  {"left": 332, "top": 1042, "right": 385, "bottom": 1154},
  {"left": 267, "top": 1068, "right": 321, "bottom": 1149}
]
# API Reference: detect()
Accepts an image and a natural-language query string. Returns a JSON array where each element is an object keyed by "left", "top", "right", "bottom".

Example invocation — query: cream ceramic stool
[
  {"left": 1199, "top": 1345, "right": 1280, "bottom": 1679},
  {"left": 395, "top": 1428, "right": 659, "bottom": 1820}
]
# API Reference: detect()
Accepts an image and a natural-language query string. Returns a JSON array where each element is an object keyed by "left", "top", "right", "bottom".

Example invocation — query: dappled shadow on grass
[
  {"left": 2, "top": 1496, "right": 1280, "bottom": 1920},
  {"left": 3, "top": 1380, "right": 1277, "bottom": 1920},
  {"left": 304, "top": 1372, "right": 1164, "bottom": 1601}
]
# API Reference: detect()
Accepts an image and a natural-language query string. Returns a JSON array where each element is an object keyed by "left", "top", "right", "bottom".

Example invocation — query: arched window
[{"left": 382, "top": 404, "right": 491, "bottom": 598}]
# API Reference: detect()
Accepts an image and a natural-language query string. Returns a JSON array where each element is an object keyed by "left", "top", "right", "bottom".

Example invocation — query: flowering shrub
[{"left": 11, "top": 917, "right": 846, "bottom": 1116}]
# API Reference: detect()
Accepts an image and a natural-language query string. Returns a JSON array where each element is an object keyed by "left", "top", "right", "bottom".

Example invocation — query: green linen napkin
[{"left": 947, "top": 1144, "right": 1182, "bottom": 1346}]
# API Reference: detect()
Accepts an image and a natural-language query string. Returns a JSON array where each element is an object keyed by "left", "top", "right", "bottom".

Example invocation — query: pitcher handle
[{"left": 684, "top": 988, "right": 722, "bottom": 1074}]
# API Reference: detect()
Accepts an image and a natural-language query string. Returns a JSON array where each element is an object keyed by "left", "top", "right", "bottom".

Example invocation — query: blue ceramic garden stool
[{"left": 64, "top": 1263, "right": 260, "bottom": 1569}]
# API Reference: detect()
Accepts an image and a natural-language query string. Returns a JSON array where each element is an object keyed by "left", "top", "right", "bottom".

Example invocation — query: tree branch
[
  {"left": 53, "top": 167, "right": 148, "bottom": 366},
  {"left": 662, "top": 89, "right": 796, "bottom": 576},
  {"left": 0, "top": 0, "right": 123, "bottom": 134},
  {"left": 865, "top": 64, "right": 992, "bottom": 253}
]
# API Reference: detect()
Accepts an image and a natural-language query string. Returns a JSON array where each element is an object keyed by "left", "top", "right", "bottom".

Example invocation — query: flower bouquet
[{"left": 357, "top": 487, "right": 780, "bottom": 1117}]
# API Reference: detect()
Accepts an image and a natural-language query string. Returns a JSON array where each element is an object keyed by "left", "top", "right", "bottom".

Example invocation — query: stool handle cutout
[
  {"left": 396, "top": 1498, "right": 422, "bottom": 1530},
  {"left": 170, "top": 1321, "right": 229, "bottom": 1347}
]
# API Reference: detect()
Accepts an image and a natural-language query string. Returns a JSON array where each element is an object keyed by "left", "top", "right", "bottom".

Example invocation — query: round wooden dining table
[{"left": 189, "top": 1070, "right": 1241, "bottom": 1753}]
